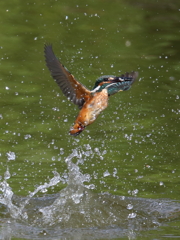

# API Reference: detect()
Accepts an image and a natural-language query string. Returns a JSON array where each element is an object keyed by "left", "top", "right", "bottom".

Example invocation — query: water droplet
[
  {"left": 103, "top": 170, "right": 110, "bottom": 177},
  {"left": 6, "top": 151, "right": 16, "bottom": 161},
  {"left": 159, "top": 181, "right": 164, "bottom": 186},
  {"left": 132, "top": 189, "right": 138, "bottom": 196},
  {"left": 113, "top": 168, "right": 117, "bottom": 177},
  {"left": 128, "top": 212, "right": 136, "bottom": 218},
  {"left": 127, "top": 204, "right": 133, "bottom": 210},
  {"left": 125, "top": 40, "right": 131, "bottom": 47},
  {"left": 41, "top": 188, "right": 48, "bottom": 193},
  {"left": 169, "top": 76, "right": 174, "bottom": 81},
  {"left": 24, "top": 134, "right": 31, "bottom": 140},
  {"left": 4, "top": 169, "right": 11, "bottom": 179}
]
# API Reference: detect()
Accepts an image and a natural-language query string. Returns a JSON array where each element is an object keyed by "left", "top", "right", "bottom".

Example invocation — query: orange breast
[{"left": 75, "top": 90, "right": 109, "bottom": 127}]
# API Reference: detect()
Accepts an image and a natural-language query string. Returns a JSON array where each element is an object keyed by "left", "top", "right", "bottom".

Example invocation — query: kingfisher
[{"left": 44, "top": 44, "right": 138, "bottom": 136}]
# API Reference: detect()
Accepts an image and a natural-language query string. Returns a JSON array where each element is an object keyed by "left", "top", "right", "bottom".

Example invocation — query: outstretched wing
[
  {"left": 93, "top": 72, "right": 138, "bottom": 95},
  {"left": 44, "top": 44, "right": 91, "bottom": 108}
]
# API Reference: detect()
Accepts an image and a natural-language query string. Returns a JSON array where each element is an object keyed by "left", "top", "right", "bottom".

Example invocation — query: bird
[{"left": 44, "top": 44, "right": 138, "bottom": 136}]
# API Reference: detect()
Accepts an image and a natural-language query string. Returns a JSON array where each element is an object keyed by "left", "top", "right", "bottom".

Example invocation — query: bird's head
[{"left": 69, "top": 123, "right": 85, "bottom": 136}]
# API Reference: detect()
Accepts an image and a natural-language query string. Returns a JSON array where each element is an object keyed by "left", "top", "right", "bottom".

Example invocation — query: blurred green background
[{"left": 0, "top": 0, "right": 179, "bottom": 202}]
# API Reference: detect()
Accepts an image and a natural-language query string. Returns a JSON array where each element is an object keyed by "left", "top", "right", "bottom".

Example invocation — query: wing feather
[{"left": 44, "top": 44, "right": 91, "bottom": 108}]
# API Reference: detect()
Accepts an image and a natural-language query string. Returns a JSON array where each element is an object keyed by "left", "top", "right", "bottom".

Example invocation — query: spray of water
[{"left": 0, "top": 147, "right": 180, "bottom": 239}]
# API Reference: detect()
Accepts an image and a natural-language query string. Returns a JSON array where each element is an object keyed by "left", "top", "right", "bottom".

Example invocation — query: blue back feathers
[{"left": 92, "top": 72, "right": 138, "bottom": 96}]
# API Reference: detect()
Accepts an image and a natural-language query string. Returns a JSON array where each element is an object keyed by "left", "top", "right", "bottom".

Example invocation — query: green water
[{"left": 0, "top": 0, "right": 180, "bottom": 239}]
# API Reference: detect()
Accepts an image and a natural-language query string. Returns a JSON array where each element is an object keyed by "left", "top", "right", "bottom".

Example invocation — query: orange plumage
[{"left": 44, "top": 44, "right": 138, "bottom": 136}]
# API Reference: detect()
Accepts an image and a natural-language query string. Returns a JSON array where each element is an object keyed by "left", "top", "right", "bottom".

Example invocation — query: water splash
[
  {"left": 0, "top": 148, "right": 180, "bottom": 239},
  {"left": 0, "top": 168, "right": 61, "bottom": 220},
  {"left": 0, "top": 148, "right": 96, "bottom": 225}
]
